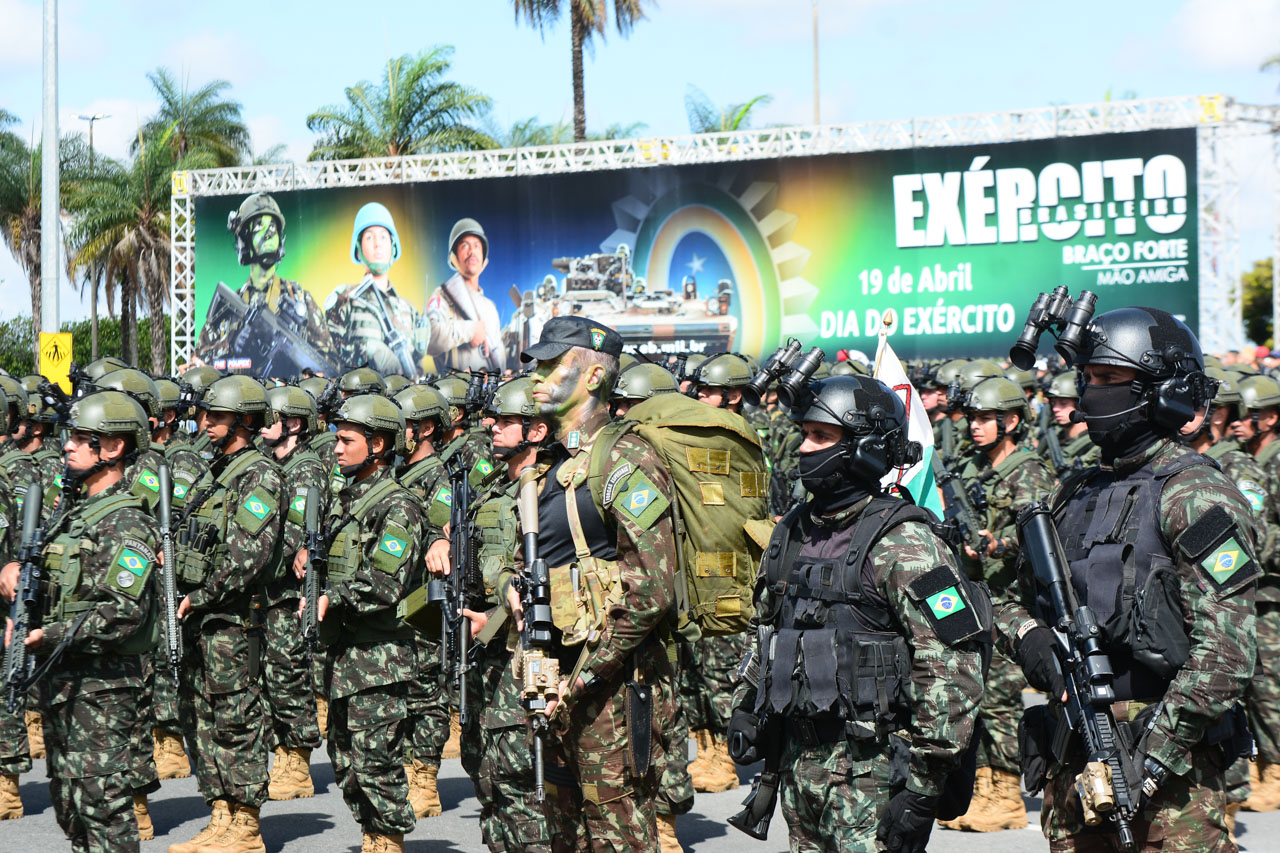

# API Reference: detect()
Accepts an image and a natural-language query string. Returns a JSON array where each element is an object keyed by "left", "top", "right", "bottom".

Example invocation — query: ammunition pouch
[
  {"left": 1125, "top": 556, "right": 1190, "bottom": 680},
  {"left": 888, "top": 723, "right": 983, "bottom": 822},
  {"left": 548, "top": 558, "right": 622, "bottom": 647},
  {"left": 1019, "top": 703, "right": 1054, "bottom": 795}
]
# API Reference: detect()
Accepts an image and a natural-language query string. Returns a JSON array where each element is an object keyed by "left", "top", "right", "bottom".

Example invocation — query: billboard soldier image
[
  {"left": 426, "top": 217, "right": 506, "bottom": 373},
  {"left": 194, "top": 192, "right": 337, "bottom": 373},
  {"left": 326, "top": 202, "right": 432, "bottom": 377}
]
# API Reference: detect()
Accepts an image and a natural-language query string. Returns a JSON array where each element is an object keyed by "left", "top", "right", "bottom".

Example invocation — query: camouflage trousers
[
  {"left": 655, "top": 683, "right": 694, "bottom": 819},
  {"left": 262, "top": 598, "right": 321, "bottom": 750},
  {"left": 1247, "top": 604, "right": 1280, "bottom": 765},
  {"left": 678, "top": 632, "right": 748, "bottom": 735},
  {"left": 327, "top": 680, "right": 415, "bottom": 835},
  {"left": 150, "top": 612, "right": 182, "bottom": 732},
  {"left": 0, "top": 689, "right": 31, "bottom": 776},
  {"left": 1040, "top": 744, "right": 1233, "bottom": 852},
  {"left": 779, "top": 733, "right": 893, "bottom": 853},
  {"left": 975, "top": 646, "right": 1024, "bottom": 774},
  {"left": 405, "top": 634, "right": 451, "bottom": 768},
  {"left": 43, "top": 685, "right": 140, "bottom": 852},
  {"left": 542, "top": 669, "right": 675, "bottom": 852},
  {"left": 180, "top": 620, "right": 268, "bottom": 808},
  {"left": 125, "top": 656, "right": 159, "bottom": 796}
]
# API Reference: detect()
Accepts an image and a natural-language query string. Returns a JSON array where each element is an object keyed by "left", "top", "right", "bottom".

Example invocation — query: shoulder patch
[
  {"left": 906, "top": 566, "right": 982, "bottom": 645},
  {"left": 372, "top": 522, "right": 412, "bottom": 574},
  {"left": 602, "top": 461, "right": 633, "bottom": 508},
  {"left": 1178, "top": 505, "right": 1258, "bottom": 596},
  {"left": 616, "top": 471, "right": 670, "bottom": 530},
  {"left": 1236, "top": 479, "right": 1266, "bottom": 516},
  {"left": 434, "top": 485, "right": 453, "bottom": 506},
  {"left": 137, "top": 468, "right": 161, "bottom": 493},
  {"left": 109, "top": 542, "right": 154, "bottom": 598},
  {"left": 235, "top": 485, "right": 278, "bottom": 535}
]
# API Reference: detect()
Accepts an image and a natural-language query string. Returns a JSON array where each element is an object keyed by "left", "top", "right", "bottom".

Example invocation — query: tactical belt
[{"left": 784, "top": 715, "right": 850, "bottom": 749}]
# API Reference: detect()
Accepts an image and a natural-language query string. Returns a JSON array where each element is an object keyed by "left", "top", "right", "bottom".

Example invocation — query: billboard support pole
[
  {"left": 170, "top": 173, "right": 194, "bottom": 374},
  {"left": 1196, "top": 104, "right": 1244, "bottom": 356},
  {"left": 1273, "top": 128, "right": 1280, "bottom": 350}
]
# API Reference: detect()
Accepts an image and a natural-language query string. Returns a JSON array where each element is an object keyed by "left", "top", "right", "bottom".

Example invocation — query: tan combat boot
[
  {"left": 691, "top": 734, "right": 738, "bottom": 793},
  {"left": 363, "top": 832, "right": 405, "bottom": 853},
  {"left": 963, "top": 768, "right": 1028, "bottom": 831},
  {"left": 0, "top": 773, "right": 22, "bottom": 820},
  {"left": 204, "top": 803, "right": 266, "bottom": 852},
  {"left": 442, "top": 711, "right": 462, "bottom": 759},
  {"left": 315, "top": 693, "right": 329, "bottom": 738},
  {"left": 1248, "top": 762, "right": 1280, "bottom": 812},
  {"left": 154, "top": 728, "right": 192, "bottom": 780},
  {"left": 134, "top": 793, "right": 154, "bottom": 841},
  {"left": 24, "top": 711, "right": 44, "bottom": 760},
  {"left": 420, "top": 762, "right": 443, "bottom": 817},
  {"left": 686, "top": 730, "right": 713, "bottom": 788},
  {"left": 1226, "top": 801, "right": 1242, "bottom": 843},
  {"left": 268, "top": 747, "right": 314, "bottom": 801},
  {"left": 167, "top": 798, "right": 232, "bottom": 853},
  {"left": 937, "top": 766, "right": 992, "bottom": 830},
  {"left": 657, "top": 812, "right": 683, "bottom": 853}
]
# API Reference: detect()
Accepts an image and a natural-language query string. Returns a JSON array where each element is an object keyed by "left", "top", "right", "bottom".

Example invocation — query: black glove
[
  {"left": 876, "top": 789, "right": 939, "bottom": 853},
  {"left": 727, "top": 708, "right": 760, "bottom": 765},
  {"left": 1015, "top": 625, "right": 1065, "bottom": 699}
]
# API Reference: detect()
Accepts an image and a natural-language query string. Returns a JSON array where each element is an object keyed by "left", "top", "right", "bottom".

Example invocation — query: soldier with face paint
[
  {"left": 195, "top": 193, "right": 336, "bottom": 368},
  {"left": 326, "top": 202, "right": 432, "bottom": 376}
]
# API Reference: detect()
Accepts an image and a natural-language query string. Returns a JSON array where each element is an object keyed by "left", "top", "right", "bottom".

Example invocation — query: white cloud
[
  {"left": 1174, "top": 0, "right": 1280, "bottom": 71},
  {"left": 160, "top": 32, "right": 269, "bottom": 90},
  {"left": 245, "top": 113, "right": 310, "bottom": 163},
  {"left": 0, "top": 0, "right": 42, "bottom": 69}
]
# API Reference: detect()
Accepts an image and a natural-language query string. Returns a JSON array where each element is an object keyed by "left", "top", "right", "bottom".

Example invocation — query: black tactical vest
[{"left": 1050, "top": 454, "right": 1203, "bottom": 701}]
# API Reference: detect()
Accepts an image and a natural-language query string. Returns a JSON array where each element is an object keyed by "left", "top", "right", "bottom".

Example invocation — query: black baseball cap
[{"left": 520, "top": 316, "right": 624, "bottom": 363}]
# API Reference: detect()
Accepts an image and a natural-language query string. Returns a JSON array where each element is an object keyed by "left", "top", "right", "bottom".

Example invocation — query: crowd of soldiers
[{"left": 0, "top": 301, "right": 1270, "bottom": 853}]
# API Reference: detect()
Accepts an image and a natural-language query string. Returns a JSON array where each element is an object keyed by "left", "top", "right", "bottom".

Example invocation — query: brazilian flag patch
[
  {"left": 117, "top": 547, "right": 151, "bottom": 575},
  {"left": 235, "top": 486, "right": 277, "bottom": 535},
  {"left": 173, "top": 482, "right": 188, "bottom": 500},
  {"left": 380, "top": 535, "right": 407, "bottom": 558},
  {"left": 1202, "top": 538, "right": 1245, "bottom": 584},
  {"left": 110, "top": 546, "right": 153, "bottom": 598},
  {"left": 290, "top": 494, "right": 306, "bottom": 514},
  {"left": 138, "top": 469, "right": 160, "bottom": 493},
  {"left": 616, "top": 472, "right": 670, "bottom": 530},
  {"left": 244, "top": 495, "right": 270, "bottom": 520},
  {"left": 373, "top": 523, "right": 412, "bottom": 573},
  {"left": 926, "top": 586, "right": 966, "bottom": 620},
  {"left": 435, "top": 487, "right": 453, "bottom": 507}
]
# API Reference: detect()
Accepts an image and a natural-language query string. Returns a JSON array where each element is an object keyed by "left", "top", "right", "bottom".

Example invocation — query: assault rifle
[
  {"left": 515, "top": 467, "right": 559, "bottom": 801},
  {"left": 930, "top": 455, "right": 991, "bottom": 555},
  {"left": 1042, "top": 423, "right": 1068, "bottom": 475},
  {"left": 1018, "top": 502, "right": 1141, "bottom": 850},
  {"left": 5, "top": 487, "right": 45, "bottom": 713},
  {"left": 341, "top": 279, "right": 419, "bottom": 378},
  {"left": 442, "top": 457, "right": 476, "bottom": 726},
  {"left": 157, "top": 464, "right": 181, "bottom": 688},
  {"left": 728, "top": 623, "right": 782, "bottom": 840},
  {"left": 302, "top": 486, "right": 323, "bottom": 652},
  {"left": 206, "top": 282, "right": 337, "bottom": 378}
]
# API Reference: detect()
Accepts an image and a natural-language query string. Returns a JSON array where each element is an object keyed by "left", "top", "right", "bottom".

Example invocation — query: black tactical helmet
[
  {"left": 1075, "top": 307, "right": 1203, "bottom": 379},
  {"left": 791, "top": 375, "right": 920, "bottom": 484}
]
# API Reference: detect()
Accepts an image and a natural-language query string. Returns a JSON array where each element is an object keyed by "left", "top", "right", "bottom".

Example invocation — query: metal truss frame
[{"left": 170, "top": 94, "right": 1280, "bottom": 370}]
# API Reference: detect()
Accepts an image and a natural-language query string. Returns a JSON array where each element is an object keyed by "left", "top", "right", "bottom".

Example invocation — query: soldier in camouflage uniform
[
  {"left": 728, "top": 374, "right": 985, "bottom": 853},
  {"left": 294, "top": 393, "right": 424, "bottom": 853},
  {"left": 195, "top": 193, "right": 336, "bottom": 370},
  {"left": 390, "top": 383, "right": 453, "bottom": 819},
  {"left": 426, "top": 218, "right": 507, "bottom": 373},
  {"left": 178, "top": 367, "right": 224, "bottom": 463},
  {"left": 0, "top": 390, "right": 159, "bottom": 852},
  {"left": 259, "top": 386, "right": 327, "bottom": 801},
  {"left": 504, "top": 316, "right": 679, "bottom": 850},
  {"left": 0, "top": 381, "right": 27, "bottom": 820},
  {"left": 326, "top": 203, "right": 431, "bottom": 376},
  {"left": 171, "top": 375, "right": 287, "bottom": 853},
  {"left": 1229, "top": 372, "right": 1280, "bottom": 814},
  {"left": 609, "top": 362, "right": 681, "bottom": 419},
  {"left": 1040, "top": 370, "right": 1102, "bottom": 474},
  {"left": 939, "top": 375, "right": 1054, "bottom": 833},
  {"left": 1004, "top": 307, "right": 1257, "bottom": 852},
  {"left": 300, "top": 374, "right": 340, "bottom": 728}
]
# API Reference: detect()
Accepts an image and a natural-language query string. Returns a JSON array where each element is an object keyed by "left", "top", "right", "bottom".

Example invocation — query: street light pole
[
  {"left": 40, "top": 0, "right": 59, "bottom": 360},
  {"left": 812, "top": 0, "right": 820, "bottom": 125},
  {"left": 77, "top": 112, "right": 109, "bottom": 359}
]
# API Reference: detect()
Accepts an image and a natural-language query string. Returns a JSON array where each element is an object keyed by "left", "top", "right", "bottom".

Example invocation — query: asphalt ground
[{"left": 4, "top": 745, "right": 1280, "bottom": 852}]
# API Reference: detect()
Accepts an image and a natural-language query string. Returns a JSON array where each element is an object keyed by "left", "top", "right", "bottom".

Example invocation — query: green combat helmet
[
  {"left": 1046, "top": 370, "right": 1080, "bottom": 400},
  {"left": 679, "top": 353, "right": 708, "bottom": 382},
  {"left": 19, "top": 375, "right": 42, "bottom": 396},
  {"left": 228, "top": 192, "right": 287, "bottom": 267},
  {"left": 266, "top": 385, "right": 319, "bottom": 434},
  {"left": 1005, "top": 366, "right": 1038, "bottom": 391},
  {"left": 829, "top": 360, "right": 868, "bottom": 377},
  {"left": 333, "top": 392, "right": 406, "bottom": 456},
  {"left": 691, "top": 353, "right": 753, "bottom": 390},
  {"left": 84, "top": 356, "right": 128, "bottom": 383},
  {"left": 487, "top": 376, "right": 539, "bottom": 418},
  {"left": 1204, "top": 367, "right": 1242, "bottom": 410},
  {"left": 97, "top": 368, "right": 162, "bottom": 419},
  {"left": 180, "top": 366, "right": 223, "bottom": 400},
  {"left": 200, "top": 375, "right": 270, "bottom": 422},
  {"left": 1237, "top": 374, "right": 1280, "bottom": 420},
  {"left": 963, "top": 375, "right": 1031, "bottom": 432},
  {"left": 383, "top": 374, "right": 411, "bottom": 394},
  {"left": 394, "top": 385, "right": 450, "bottom": 429},
  {"left": 154, "top": 379, "right": 182, "bottom": 413},
  {"left": 0, "top": 375, "right": 30, "bottom": 433},
  {"left": 448, "top": 218, "right": 489, "bottom": 262},
  {"left": 68, "top": 389, "right": 151, "bottom": 455},
  {"left": 612, "top": 363, "right": 680, "bottom": 403},
  {"left": 339, "top": 367, "right": 386, "bottom": 396},
  {"left": 618, "top": 353, "right": 639, "bottom": 372},
  {"left": 934, "top": 358, "right": 969, "bottom": 391},
  {"left": 298, "top": 377, "right": 332, "bottom": 403},
  {"left": 432, "top": 373, "right": 474, "bottom": 423}
]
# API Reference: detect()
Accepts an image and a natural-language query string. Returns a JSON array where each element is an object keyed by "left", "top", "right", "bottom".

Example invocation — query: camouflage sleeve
[
  {"left": 328, "top": 490, "right": 421, "bottom": 615},
  {"left": 582, "top": 434, "right": 678, "bottom": 686},
  {"left": 301, "top": 289, "right": 338, "bottom": 360},
  {"left": 879, "top": 520, "right": 984, "bottom": 797},
  {"left": 0, "top": 476, "right": 13, "bottom": 564},
  {"left": 41, "top": 505, "right": 159, "bottom": 653},
  {"left": 989, "top": 455, "right": 1054, "bottom": 548},
  {"left": 186, "top": 461, "right": 285, "bottom": 612},
  {"left": 1142, "top": 465, "right": 1258, "bottom": 776},
  {"left": 1222, "top": 453, "right": 1272, "bottom": 574},
  {"left": 282, "top": 457, "right": 330, "bottom": 564}
]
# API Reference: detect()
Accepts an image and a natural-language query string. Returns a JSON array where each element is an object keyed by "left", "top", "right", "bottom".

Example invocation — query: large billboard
[{"left": 189, "top": 128, "right": 1197, "bottom": 378}]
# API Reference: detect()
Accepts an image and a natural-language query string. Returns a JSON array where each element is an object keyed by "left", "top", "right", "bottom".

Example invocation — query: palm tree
[
  {"left": 134, "top": 68, "right": 250, "bottom": 166},
  {"left": 306, "top": 48, "right": 495, "bottom": 160},
  {"left": 0, "top": 115, "right": 88, "bottom": 359},
  {"left": 1265, "top": 55, "right": 1280, "bottom": 89},
  {"left": 589, "top": 120, "right": 648, "bottom": 140},
  {"left": 511, "top": 1, "right": 653, "bottom": 142},
  {"left": 684, "top": 85, "right": 774, "bottom": 134}
]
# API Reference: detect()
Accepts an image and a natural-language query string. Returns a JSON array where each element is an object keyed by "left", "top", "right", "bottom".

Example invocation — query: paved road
[{"left": 3, "top": 748, "right": 1280, "bottom": 852}]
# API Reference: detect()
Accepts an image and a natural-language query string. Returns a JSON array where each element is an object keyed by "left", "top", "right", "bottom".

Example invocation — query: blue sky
[{"left": 2, "top": 0, "right": 1278, "bottom": 321}]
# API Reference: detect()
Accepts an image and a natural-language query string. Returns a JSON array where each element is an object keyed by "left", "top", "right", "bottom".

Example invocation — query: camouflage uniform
[
  {"left": 1248, "top": 438, "right": 1280, "bottom": 777},
  {"left": 319, "top": 465, "right": 424, "bottom": 836},
  {"left": 175, "top": 444, "right": 286, "bottom": 812},
  {"left": 997, "top": 439, "right": 1259, "bottom": 851},
  {"left": 195, "top": 276, "right": 337, "bottom": 368},
  {"left": 959, "top": 448, "right": 1055, "bottom": 779},
  {"left": 35, "top": 477, "right": 159, "bottom": 852},
  {"left": 737, "top": 496, "right": 985, "bottom": 851},
  {"left": 326, "top": 275, "right": 428, "bottom": 375},
  {"left": 501, "top": 425, "right": 679, "bottom": 851},
  {"left": 0, "top": 442, "right": 39, "bottom": 780}
]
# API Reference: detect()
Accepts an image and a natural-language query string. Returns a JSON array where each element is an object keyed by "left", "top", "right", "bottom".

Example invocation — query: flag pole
[{"left": 873, "top": 309, "right": 895, "bottom": 377}]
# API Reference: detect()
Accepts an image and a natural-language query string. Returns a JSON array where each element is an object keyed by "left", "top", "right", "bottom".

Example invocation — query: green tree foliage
[
  {"left": 511, "top": 0, "right": 653, "bottom": 142},
  {"left": 135, "top": 69, "right": 250, "bottom": 166},
  {"left": 684, "top": 85, "right": 774, "bottom": 134},
  {"left": 0, "top": 313, "right": 171, "bottom": 377},
  {"left": 306, "top": 48, "right": 495, "bottom": 160},
  {"left": 1243, "top": 258, "right": 1275, "bottom": 348},
  {"left": 486, "top": 115, "right": 647, "bottom": 147}
]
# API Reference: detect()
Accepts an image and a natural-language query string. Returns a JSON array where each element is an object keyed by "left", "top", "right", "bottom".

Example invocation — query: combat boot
[
  {"left": 315, "top": 693, "right": 329, "bottom": 738},
  {"left": 687, "top": 730, "right": 713, "bottom": 788},
  {"left": 442, "top": 711, "right": 461, "bottom": 759},
  {"left": 134, "top": 793, "right": 154, "bottom": 841},
  {"left": 24, "top": 711, "right": 44, "bottom": 760},
  {"left": 155, "top": 728, "right": 192, "bottom": 780},
  {"left": 204, "top": 803, "right": 265, "bottom": 852},
  {"left": 0, "top": 773, "right": 22, "bottom": 820},
  {"left": 1226, "top": 801, "right": 1241, "bottom": 843},
  {"left": 937, "top": 766, "right": 992, "bottom": 830},
  {"left": 657, "top": 812, "right": 683, "bottom": 853},
  {"left": 268, "top": 747, "right": 314, "bottom": 800},
  {"left": 167, "top": 798, "right": 232, "bottom": 853},
  {"left": 1246, "top": 761, "right": 1280, "bottom": 812},
  {"left": 693, "top": 734, "right": 739, "bottom": 793},
  {"left": 362, "top": 832, "right": 405, "bottom": 853},
  {"left": 963, "top": 769, "right": 1027, "bottom": 831}
]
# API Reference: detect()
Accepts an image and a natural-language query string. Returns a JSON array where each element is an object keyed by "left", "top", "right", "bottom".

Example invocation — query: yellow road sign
[{"left": 39, "top": 332, "right": 73, "bottom": 393}]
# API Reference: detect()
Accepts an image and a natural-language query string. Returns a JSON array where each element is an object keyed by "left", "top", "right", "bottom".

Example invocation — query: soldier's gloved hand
[
  {"left": 727, "top": 709, "right": 760, "bottom": 765},
  {"left": 1015, "top": 624, "right": 1065, "bottom": 699},
  {"left": 876, "top": 789, "right": 939, "bottom": 853}
]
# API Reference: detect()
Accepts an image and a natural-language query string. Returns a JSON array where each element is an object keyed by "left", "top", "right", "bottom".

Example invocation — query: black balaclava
[
  {"left": 798, "top": 438, "right": 871, "bottom": 510},
  {"left": 1076, "top": 380, "right": 1160, "bottom": 461}
]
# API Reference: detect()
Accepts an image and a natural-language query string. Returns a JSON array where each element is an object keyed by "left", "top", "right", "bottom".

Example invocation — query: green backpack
[{"left": 589, "top": 393, "right": 773, "bottom": 636}]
